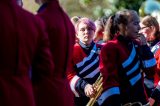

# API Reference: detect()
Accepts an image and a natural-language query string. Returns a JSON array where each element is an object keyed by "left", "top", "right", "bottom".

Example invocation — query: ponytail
[{"left": 103, "top": 15, "right": 118, "bottom": 41}]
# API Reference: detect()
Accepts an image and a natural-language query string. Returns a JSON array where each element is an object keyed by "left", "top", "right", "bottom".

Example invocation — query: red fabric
[
  {"left": 0, "top": 0, "right": 53, "bottom": 106},
  {"left": 67, "top": 43, "right": 87, "bottom": 81},
  {"left": 100, "top": 35, "right": 156, "bottom": 91},
  {"left": 154, "top": 49, "right": 160, "bottom": 85},
  {"left": 36, "top": 1, "right": 75, "bottom": 106},
  {"left": 67, "top": 43, "right": 102, "bottom": 81}
]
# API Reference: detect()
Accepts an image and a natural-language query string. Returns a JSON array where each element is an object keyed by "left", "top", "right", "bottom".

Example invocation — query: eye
[{"left": 80, "top": 28, "right": 85, "bottom": 32}]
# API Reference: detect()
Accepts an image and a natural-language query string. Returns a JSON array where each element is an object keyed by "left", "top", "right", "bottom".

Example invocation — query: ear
[
  {"left": 76, "top": 33, "right": 79, "bottom": 38},
  {"left": 118, "top": 24, "right": 126, "bottom": 35}
]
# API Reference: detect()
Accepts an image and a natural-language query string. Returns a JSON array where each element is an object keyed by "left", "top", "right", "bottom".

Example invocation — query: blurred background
[{"left": 23, "top": 0, "right": 160, "bottom": 20}]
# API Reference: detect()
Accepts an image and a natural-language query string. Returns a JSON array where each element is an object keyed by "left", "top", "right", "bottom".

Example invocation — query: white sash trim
[{"left": 70, "top": 75, "right": 80, "bottom": 97}]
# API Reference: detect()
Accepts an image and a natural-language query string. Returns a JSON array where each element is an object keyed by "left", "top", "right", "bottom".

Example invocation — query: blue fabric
[
  {"left": 37, "top": 3, "right": 48, "bottom": 13},
  {"left": 79, "top": 41, "right": 94, "bottom": 55}
]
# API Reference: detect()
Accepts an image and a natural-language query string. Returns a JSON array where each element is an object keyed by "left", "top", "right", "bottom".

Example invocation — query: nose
[{"left": 84, "top": 29, "right": 89, "bottom": 34}]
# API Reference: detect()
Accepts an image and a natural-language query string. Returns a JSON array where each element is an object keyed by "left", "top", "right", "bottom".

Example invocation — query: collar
[
  {"left": 37, "top": 2, "right": 48, "bottom": 13},
  {"left": 79, "top": 41, "right": 94, "bottom": 50},
  {"left": 148, "top": 39, "right": 159, "bottom": 48}
]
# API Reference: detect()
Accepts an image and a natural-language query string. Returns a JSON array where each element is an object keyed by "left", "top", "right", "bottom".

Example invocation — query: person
[
  {"left": 0, "top": 0, "right": 54, "bottom": 106},
  {"left": 35, "top": 0, "right": 75, "bottom": 106},
  {"left": 67, "top": 17, "right": 102, "bottom": 106},
  {"left": 94, "top": 16, "right": 108, "bottom": 44},
  {"left": 140, "top": 15, "right": 160, "bottom": 106},
  {"left": 97, "top": 10, "right": 157, "bottom": 106}
]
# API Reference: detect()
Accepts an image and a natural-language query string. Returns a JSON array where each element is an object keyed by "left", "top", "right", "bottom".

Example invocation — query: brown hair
[
  {"left": 141, "top": 15, "right": 160, "bottom": 39},
  {"left": 104, "top": 9, "right": 138, "bottom": 41}
]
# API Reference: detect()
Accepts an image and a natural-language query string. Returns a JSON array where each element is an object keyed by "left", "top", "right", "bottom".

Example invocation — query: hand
[
  {"left": 148, "top": 98, "right": 155, "bottom": 106},
  {"left": 84, "top": 84, "right": 96, "bottom": 98},
  {"left": 135, "top": 33, "right": 147, "bottom": 45}
]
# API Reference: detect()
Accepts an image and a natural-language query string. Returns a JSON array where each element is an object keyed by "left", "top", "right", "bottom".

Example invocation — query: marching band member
[
  {"left": 140, "top": 15, "right": 160, "bottom": 106},
  {"left": 98, "top": 10, "right": 157, "bottom": 106},
  {"left": 67, "top": 17, "right": 102, "bottom": 106}
]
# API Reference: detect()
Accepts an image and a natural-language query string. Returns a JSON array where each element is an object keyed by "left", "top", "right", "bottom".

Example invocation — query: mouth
[{"left": 84, "top": 36, "right": 89, "bottom": 39}]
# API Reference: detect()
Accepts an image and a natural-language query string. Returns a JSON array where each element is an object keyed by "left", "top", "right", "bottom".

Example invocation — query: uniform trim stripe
[
  {"left": 143, "top": 58, "right": 156, "bottom": 68},
  {"left": 122, "top": 45, "right": 136, "bottom": 68},
  {"left": 79, "top": 56, "right": 99, "bottom": 74},
  {"left": 76, "top": 44, "right": 97, "bottom": 68},
  {"left": 70, "top": 75, "right": 80, "bottom": 97},
  {"left": 97, "top": 87, "right": 120, "bottom": 105},
  {"left": 83, "top": 67, "right": 100, "bottom": 78},
  {"left": 130, "top": 73, "right": 141, "bottom": 86},
  {"left": 127, "top": 61, "right": 140, "bottom": 75}
]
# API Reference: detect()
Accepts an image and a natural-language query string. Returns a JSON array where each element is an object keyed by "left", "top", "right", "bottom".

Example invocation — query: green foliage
[
  {"left": 59, "top": 0, "right": 145, "bottom": 20},
  {"left": 23, "top": 0, "right": 145, "bottom": 19},
  {"left": 116, "top": 0, "right": 144, "bottom": 12}
]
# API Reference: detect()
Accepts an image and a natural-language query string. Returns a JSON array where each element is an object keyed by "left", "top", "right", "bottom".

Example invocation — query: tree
[{"left": 59, "top": 0, "right": 145, "bottom": 20}]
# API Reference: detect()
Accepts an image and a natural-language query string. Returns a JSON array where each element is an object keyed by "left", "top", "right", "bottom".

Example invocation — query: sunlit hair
[
  {"left": 104, "top": 9, "right": 138, "bottom": 41},
  {"left": 95, "top": 19, "right": 104, "bottom": 29},
  {"left": 75, "top": 17, "right": 96, "bottom": 33},
  {"left": 94, "top": 16, "right": 108, "bottom": 29},
  {"left": 141, "top": 15, "right": 160, "bottom": 38},
  {"left": 71, "top": 16, "right": 81, "bottom": 26}
]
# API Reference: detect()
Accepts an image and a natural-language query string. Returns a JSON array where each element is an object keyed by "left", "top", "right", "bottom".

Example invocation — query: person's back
[
  {"left": 35, "top": 0, "right": 75, "bottom": 106},
  {"left": 0, "top": 0, "right": 53, "bottom": 106}
]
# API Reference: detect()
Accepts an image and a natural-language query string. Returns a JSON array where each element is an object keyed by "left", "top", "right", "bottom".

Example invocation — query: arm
[
  {"left": 67, "top": 60, "right": 95, "bottom": 97},
  {"left": 149, "top": 49, "right": 160, "bottom": 105},
  {"left": 97, "top": 43, "right": 121, "bottom": 106},
  {"left": 32, "top": 17, "right": 54, "bottom": 83},
  {"left": 139, "top": 45, "right": 156, "bottom": 78}
]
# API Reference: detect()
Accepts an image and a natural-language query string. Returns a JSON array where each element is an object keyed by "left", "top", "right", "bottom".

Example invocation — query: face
[
  {"left": 95, "top": 25, "right": 104, "bottom": 37},
  {"left": 139, "top": 23, "right": 154, "bottom": 41},
  {"left": 76, "top": 22, "right": 95, "bottom": 45},
  {"left": 125, "top": 13, "right": 140, "bottom": 40}
]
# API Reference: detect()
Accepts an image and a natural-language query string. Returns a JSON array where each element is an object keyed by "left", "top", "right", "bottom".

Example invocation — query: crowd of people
[{"left": 1, "top": 0, "right": 160, "bottom": 106}]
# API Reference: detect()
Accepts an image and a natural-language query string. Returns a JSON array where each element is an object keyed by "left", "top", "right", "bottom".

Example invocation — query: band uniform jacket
[
  {"left": 98, "top": 34, "right": 157, "bottom": 106},
  {"left": 67, "top": 42, "right": 102, "bottom": 105},
  {"left": 0, "top": 0, "right": 54, "bottom": 106},
  {"left": 36, "top": 0, "right": 75, "bottom": 106}
]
